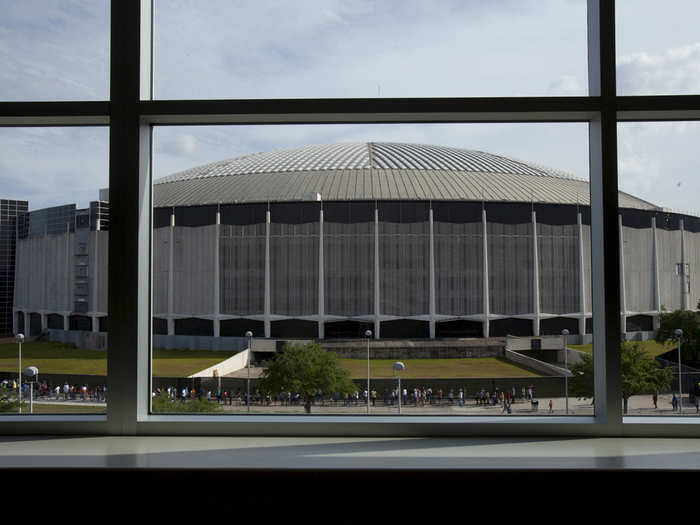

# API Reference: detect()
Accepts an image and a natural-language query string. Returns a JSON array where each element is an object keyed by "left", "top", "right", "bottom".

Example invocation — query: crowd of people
[
  {"left": 153, "top": 384, "right": 537, "bottom": 410},
  {"left": 0, "top": 379, "right": 107, "bottom": 402}
]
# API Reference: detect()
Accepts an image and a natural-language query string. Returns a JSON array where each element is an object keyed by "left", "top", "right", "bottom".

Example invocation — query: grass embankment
[
  {"left": 0, "top": 341, "right": 235, "bottom": 377},
  {"left": 152, "top": 348, "right": 235, "bottom": 377},
  {"left": 17, "top": 403, "right": 106, "bottom": 414},
  {"left": 0, "top": 341, "right": 541, "bottom": 379},
  {"left": 569, "top": 340, "right": 673, "bottom": 358},
  {"left": 339, "top": 357, "right": 540, "bottom": 379}
]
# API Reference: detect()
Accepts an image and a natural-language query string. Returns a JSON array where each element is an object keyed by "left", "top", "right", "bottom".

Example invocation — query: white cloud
[
  {"left": 618, "top": 43, "right": 700, "bottom": 95},
  {"left": 0, "top": 127, "right": 108, "bottom": 210},
  {"left": 618, "top": 122, "right": 700, "bottom": 215},
  {"left": 548, "top": 75, "right": 586, "bottom": 96},
  {"left": 0, "top": 0, "right": 109, "bottom": 101},
  {"left": 158, "top": 134, "right": 199, "bottom": 157},
  {"left": 154, "top": 0, "right": 587, "bottom": 99}
]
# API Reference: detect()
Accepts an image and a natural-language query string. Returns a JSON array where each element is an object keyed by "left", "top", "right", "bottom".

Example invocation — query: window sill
[{"left": 0, "top": 435, "right": 698, "bottom": 471}]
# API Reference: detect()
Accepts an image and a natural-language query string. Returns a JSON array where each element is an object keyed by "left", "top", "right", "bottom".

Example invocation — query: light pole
[
  {"left": 365, "top": 330, "right": 372, "bottom": 414},
  {"left": 562, "top": 329, "right": 569, "bottom": 415},
  {"left": 393, "top": 361, "right": 405, "bottom": 414},
  {"left": 24, "top": 366, "right": 38, "bottom": 414},
  {"left": 245, "top": 330, "right": 253, "bottom": 414},
  {"left": 675, "top": 328, "right": 683, "bottom": 414},
  {"left": 15, "top": 333, "right": 23, "bottom": 414}
]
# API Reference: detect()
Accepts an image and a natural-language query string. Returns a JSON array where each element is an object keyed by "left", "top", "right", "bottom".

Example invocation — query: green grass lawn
[
  {"left": 0, "top": 341, "right": 555, "bottom": 379},
  {"left": 19, "top": 403, "right": 106, "bottom": 414},
  {"left": 0, "top": 341, "right": 235, "bottom": 377},
  {"left": 569, "top": 340, "right": 673, "bottom": 358},
  {"left": 152, "top": 348, "right": 235, "bottom": 377},
  {"left": 339, "top": 357, "right": 541, "bottom": 379}
]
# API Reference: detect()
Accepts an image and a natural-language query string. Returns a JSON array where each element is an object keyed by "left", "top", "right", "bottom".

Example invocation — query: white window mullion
[{"left": 587, "top": 0, "right": 623, "bottom": 431}]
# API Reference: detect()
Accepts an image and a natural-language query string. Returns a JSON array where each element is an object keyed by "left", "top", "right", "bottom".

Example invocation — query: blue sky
[{"left": 1, "top": 0, "right": 699, "bottom": 213}]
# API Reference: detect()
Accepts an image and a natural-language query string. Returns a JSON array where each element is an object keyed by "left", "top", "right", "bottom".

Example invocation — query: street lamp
[
  {"left": 392, "top": 361, "right": 405, "bottom": 414},
  {"left": 245, "top": 330, "right": 253, "bottom": 414},
  {"left": 675, "top": 328, "right": 683, "bottom": 414},
  {"left": 562, "top": 329, "right": 569, "bottom": 415},
  {"left": 365, "top": 330, "right": 372, "bottom": 414},
  {"left": 24, "top": 366, "right": 38, "bottom": 414},
  {"left": 15, "top": 333, "right": 23, "bottom": 414}
]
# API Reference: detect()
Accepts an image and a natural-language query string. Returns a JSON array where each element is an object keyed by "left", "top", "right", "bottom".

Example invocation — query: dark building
[
  {"left": 0, "top": 199, "right": 28, "bottom": 336},
  {"left": 12, "top": 201, "right": 109, "bottom": 336}
]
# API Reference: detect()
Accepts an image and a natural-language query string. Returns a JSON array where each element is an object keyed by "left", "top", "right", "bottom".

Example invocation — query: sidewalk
[{"left": 23, "top": 393, "right": 700, "bottom": 416}]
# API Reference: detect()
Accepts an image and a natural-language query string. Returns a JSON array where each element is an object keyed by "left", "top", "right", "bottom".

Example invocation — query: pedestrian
[
  {"left": 548, "top": 399, "right": 553, "bottom": 413},
  {"left": 652, "top": 391, "right": 658, "bottom": 409},
  {"left": 695, "top": 396, "right": 699, "bottom": 414},
  {"left": 672, "top": 394, "right": 678, "bottom": 411}
]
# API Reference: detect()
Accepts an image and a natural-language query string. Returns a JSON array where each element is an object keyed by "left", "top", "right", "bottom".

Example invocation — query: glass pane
[
  {"left": 618, "top": 121, "right": 700, "bottom": 416},
  {"left": 154, "top": 0, "right": 587, "bottom": 100},
  {"left": 0, "top": 127, "right": 109, "bottom": 415},
  {"left": 617, "top": 0, "right": 700, "bottom": 95},
  {"left": 150, "top": 122, "right": 594, "bottom": 416},
  {"left": 0, "top": 1, "right": 110, "bottom": 101}
]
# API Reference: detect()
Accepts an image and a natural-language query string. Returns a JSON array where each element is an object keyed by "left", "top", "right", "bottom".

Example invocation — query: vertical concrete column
[
  {"left": 578, "top": 211, "right": 587, "bottom": 337},
  {"left": 374, "top": 204, "right": 380, "bottom": 340},
  {"left": 23, "top": 310, "right": 29, "bottom": 336},
  {"left": 41, "top": 313, "right": 48, "bottom": 332},
  {"left": 482, "top": 207, "right": 490, "bottom": 338},
  {"left": 318, "top": 206, "right": 325, "bottom": 339},
  {"left": 652, "top": 216, "right": 661, "bottom": 330},
  {"left": 532, "top": 209, "right": 540, "bottom": 337},
  {"left": 213, "top": 208, "right": 221, "bottom": 338},
  {"left": 12, "top": 222, "right": 19, "bottom": 334},
  {"left": 167, "top": 211, "right": 175, "bottom": 336},
  {"left": 619, "top": 214, "right": 627, "bottom": 336},
  {"left": 264, "top": 208, "right": 271, "bottom": 338},
  {"left": 13, "top": 222, "right": 19, "bottom": 335},
  {"left": 65, "top": 224, "right": 71, "bottom": 330},
  {"left": 92, "top": 228, "right": 100, "bottom": 333},
  {"left": 429, "top": 206, "right": 436, "bottom": 339},
  {"left": 680, "top": 218, "right": 689, "bottom": 310},
  {"left": 41, "top": 227, "right": 47, "bottom": 325}
]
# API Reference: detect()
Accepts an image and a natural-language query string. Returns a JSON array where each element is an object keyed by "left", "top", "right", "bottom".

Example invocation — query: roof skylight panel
[
  {"left": 370, "top": 146, "right": 399, "bottom": 169},
  {"left": 402, "top": 143, "right": 441, "bottom": 170}
]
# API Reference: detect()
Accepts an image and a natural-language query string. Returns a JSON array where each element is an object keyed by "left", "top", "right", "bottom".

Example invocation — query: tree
[
  {"left": 656, "top": 310, "right": 700, "bottom": 363},
  {"left": 0, "top": 385, "right": 20, "bottom": 413},
  {"left": 570, "top": 341, "right": 673, "bottom": 414},
  {"left": 259, "top": 342, "right": 355, "bottom": 413}
]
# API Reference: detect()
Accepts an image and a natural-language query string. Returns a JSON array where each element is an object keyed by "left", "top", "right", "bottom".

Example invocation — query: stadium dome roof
[{"left": 153, "top": 142, "right": 659, "bottom": 210}]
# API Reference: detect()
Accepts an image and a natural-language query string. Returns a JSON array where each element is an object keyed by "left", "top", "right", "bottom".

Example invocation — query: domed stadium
[{"left": 10, "top": 142, "right": 700, "bottom": 347}]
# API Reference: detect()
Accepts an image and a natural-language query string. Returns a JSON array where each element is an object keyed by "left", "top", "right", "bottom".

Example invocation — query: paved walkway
[{"left": 24, "top": 393, "right": 700, "bottom": 416}]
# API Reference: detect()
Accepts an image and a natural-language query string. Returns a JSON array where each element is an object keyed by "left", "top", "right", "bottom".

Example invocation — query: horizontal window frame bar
[
  {"left": 0, "top": 102, "right": 110, "bottom": 126},
  {"left": 2, "top": 96, "right": 700, "bottom": 126}
]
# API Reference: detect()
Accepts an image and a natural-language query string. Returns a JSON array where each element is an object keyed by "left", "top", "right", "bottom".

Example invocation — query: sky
[{"left": 0, "top": 0, "right": 699, "bottom": 213}]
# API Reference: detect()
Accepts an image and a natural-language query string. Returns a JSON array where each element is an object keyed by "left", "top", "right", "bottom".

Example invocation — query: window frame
[{"left": 0, "top": 0, "right": 699, "bottom": 436}]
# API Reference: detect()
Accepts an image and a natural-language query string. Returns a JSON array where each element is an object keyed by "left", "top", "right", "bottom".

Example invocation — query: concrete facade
[{"left": 9, "top": 144, "right": 700, "bottom": 345}]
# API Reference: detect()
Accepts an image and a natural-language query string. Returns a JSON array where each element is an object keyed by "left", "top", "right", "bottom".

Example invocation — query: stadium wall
[{"left": 12, "top": 201, "right": 700, "bottom": 347}]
